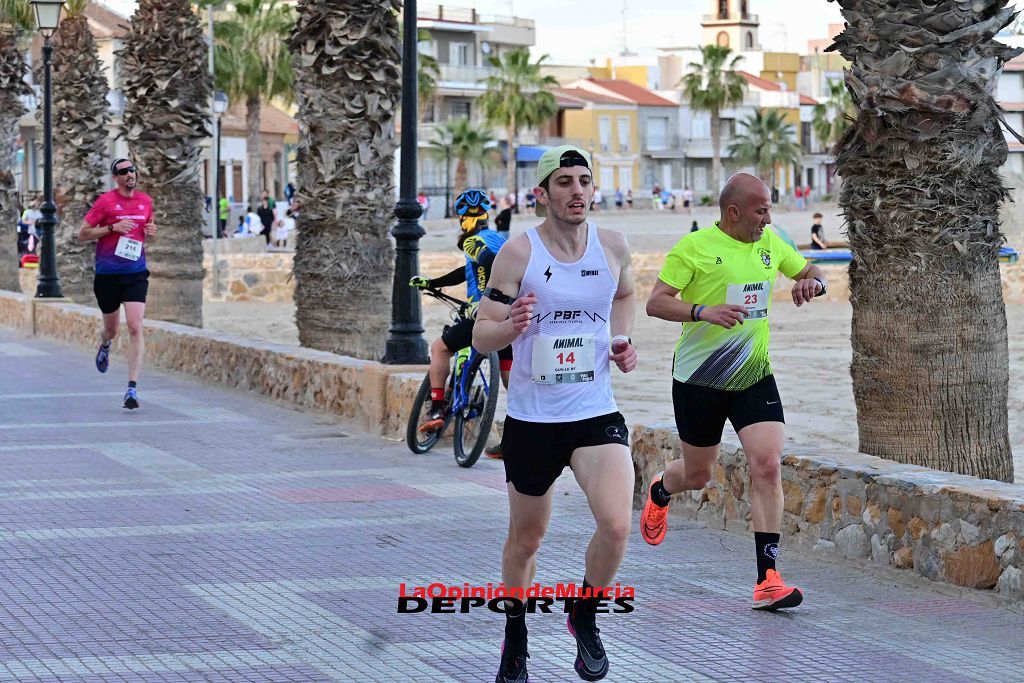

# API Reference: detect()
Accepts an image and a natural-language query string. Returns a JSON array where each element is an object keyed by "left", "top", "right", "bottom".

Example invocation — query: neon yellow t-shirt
[{"left": 658, "top": 223, "right": 807, "bottom": 390}]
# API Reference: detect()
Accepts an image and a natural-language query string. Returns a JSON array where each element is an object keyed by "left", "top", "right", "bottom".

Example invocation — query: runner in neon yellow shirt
[{"left": 640, "top": 173, "right": 828, "bottom": 611}]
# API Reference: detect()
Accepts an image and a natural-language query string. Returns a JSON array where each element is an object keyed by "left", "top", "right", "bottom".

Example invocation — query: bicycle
[{"left": 405, "top": 287, "right": 500, "bottom": 468}]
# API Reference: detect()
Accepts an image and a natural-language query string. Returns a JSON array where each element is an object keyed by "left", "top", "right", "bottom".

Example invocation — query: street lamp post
[
  {"left": 211, "top": 91, "right": 228, "bottom": 294},
  {"left": 32, "top": 0, "right": 65, "bottom": 299},
  {"left": 384, "top": 0, "right": 428, "bottom": 364},
  {"left": 443, "top": 144, "right": 451, "bottom": 219}
]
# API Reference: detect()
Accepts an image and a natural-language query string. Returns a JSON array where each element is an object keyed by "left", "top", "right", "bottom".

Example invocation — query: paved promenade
[{"left": 0, "top": 328, "right": 1021, "bottom": 682}]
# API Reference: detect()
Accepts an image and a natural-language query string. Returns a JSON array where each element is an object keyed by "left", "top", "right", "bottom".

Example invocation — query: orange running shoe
[
  {"left": 752, "top": 569, "right": 803, "bottom": 610},
  {"left": 640, "top": 472, "right": 669, "bottom": 546}
]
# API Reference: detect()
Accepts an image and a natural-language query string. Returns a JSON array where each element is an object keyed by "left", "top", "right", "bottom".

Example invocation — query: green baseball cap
[{"left": 535, "top": 145, "right": 593, "bottom": 217}]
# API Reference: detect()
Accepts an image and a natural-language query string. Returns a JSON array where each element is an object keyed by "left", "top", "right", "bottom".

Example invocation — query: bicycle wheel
[
  {"left": 406, "top": 373, "right": 444, "bottom": 454},
  {"left": 453, "top": 351, "right": 500, "bottom": 468}
]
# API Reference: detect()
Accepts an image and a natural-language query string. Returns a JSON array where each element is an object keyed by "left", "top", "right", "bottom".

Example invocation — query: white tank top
[{"left": 507, "top": 222, "right": 619, "bottom": 423}]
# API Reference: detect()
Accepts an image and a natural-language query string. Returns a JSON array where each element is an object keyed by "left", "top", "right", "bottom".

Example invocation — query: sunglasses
[{"left": 114, "top": 167, "right": 136, "bottom": 176}]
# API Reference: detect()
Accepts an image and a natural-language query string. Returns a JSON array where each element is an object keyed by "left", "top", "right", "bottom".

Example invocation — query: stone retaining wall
[
  {"left": 2, "top": 289, "right": 1022, "bottom": 608},
  {"left": 631, "top": 425, "right": 1023, "bottom": 604},
  {"left": 196, "top": 251, "right": 1024, "bottom": 305}
]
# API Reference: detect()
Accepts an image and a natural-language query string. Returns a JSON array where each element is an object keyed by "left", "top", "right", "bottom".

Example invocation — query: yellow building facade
[{"left": 557, "top": 91, "right": 641, "bottom": 194}]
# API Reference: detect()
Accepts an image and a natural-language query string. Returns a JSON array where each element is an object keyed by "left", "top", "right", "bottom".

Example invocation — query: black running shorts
[
  {"left": 672, "top": 374, "right": 784, "bottom": 448},
  {"left": 501, "top": 412, "right": 630, "bottom": 496},
  {"left": 441, "top": 318, "right": 513, "bottom": 365},
  {"left": 93, "top": 269, "right": 149, "bottom": 315}
]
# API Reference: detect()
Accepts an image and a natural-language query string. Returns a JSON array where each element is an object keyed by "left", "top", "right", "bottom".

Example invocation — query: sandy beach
[{"left": 203, "top": 204, "right": 1024, "bottom": 480}]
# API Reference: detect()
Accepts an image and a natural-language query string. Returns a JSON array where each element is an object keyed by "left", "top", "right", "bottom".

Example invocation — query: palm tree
[
  {"left": 680, "top": 44, "right": 747, "bottom": 201},
  {"left": 727, "top": 109, "right": 801, "bottom": 189},
  {"left": 425, "top": 118, "right": 499, "bottom": 198},
  {"left": 830, "top": 0, "right": 1017, "bottom": 481},
  {"left": 118, "top": 0, "right": 211, "bottom": 327},
  {"left": 478, "top": 47, "right": 557, "bottom": 198},
  {"left": 812, "top": 79, "right": 854, "bottom": 154},
  {"left": 45, "top": 0, "right": 109, "bottom": 303},
  {"left": 288, "top": 0, "right": 400, "bottom": 360},
  {"left": 416, "top": 28, "right": 438, "bottom": 125},
  {"left": 214, "top": 0, "right": 293, "bottom": 208},
  {"left": 0, "top": 0, "right": 32, "bottom": 292}
]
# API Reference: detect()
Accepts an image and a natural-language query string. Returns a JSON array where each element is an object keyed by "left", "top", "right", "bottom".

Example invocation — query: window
[
  {"left": 600, "top": 167, "right": 615, "bottom": 192},
  {"left": 449, "top": 43, "right": 469, "bottom": 66},
  {"left": 746, "top": 31, "right": 754, "bottom": 49},
  {"left": 599, "top": 116, "right": 612, "bottom": 152},
  {"left": 693, "top": 166, "right": 708, "bottom": 192},
  {"left": 617, "top": 116, "right": 631, "bottom": 152},
  {"left": 692, "top": 112, "right": 711, "bottom": 139},
  {"left": 801, "top": 121, "right": 812, "bottom": 151},
  {"left": 741, "top": 0, "right": 748, "bottom": 18},
  {"left": 449, "top": 101, "right": 470, "bottom": 120},
  {"left": 717, "top": 31, "right": 729, "bottom": 48},
  {"left": 719, "top": 0, "right": 729, "bottom": 19},
  {"left": 423, "top": 102, "right": 435, "bottom": 123},
  {"left": 618, "top": 167, "right": 633, "bottom": 192},
  {"left": 647, "top": 117, "right": 668, "bottom": 150}
]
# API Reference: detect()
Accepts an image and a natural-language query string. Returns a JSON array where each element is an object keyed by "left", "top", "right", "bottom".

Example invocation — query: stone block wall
[
  {"left": 631, "top": 425, "right": 1024, "bottom": 604},
  {"left": 2, "top": 289, "right": 1022, "bottom": 608}
]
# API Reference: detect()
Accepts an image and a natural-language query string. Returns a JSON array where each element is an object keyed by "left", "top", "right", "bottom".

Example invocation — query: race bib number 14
[
  {"left": 531, "top": 334, "right": 596, "bottom": 384},
  {"left": 726, "top": 281, "right": 770, "bottom": 319}
]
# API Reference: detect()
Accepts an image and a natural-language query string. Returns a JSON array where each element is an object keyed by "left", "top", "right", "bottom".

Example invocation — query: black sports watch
[{"left": 813, "top": 277, "right": 827, "bottom": 297}]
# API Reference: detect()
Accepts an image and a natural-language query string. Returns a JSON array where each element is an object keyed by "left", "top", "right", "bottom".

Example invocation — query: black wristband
[
  {"left": 483, "top": 287, "right": 515, "bottom": 305},
  {"left": 813, "top": 277, "right": 826, "bottom": 297},
  {"left": 690, "top": 303, "right": 697, "bottom": 321}
]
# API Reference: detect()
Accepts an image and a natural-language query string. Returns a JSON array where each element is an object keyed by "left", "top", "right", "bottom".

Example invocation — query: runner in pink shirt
[{"left": 77, "top": 158, "right": 156, "bottom": 409}]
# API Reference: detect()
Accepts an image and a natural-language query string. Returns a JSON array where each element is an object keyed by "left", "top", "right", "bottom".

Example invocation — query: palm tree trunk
[
  {"left": 506, "top": 115, "right": 516, "bottom": 198},
  {"left": 289, "top": 0, "right": 399, "bottom": 360},
  {"left": 246, "top": 97, "right": 262, "bottom": 209},
  {"left": 710, "top": 110, "right": 722, "bottom": 201},
  {"left": 833, "top": 0, "right": 1016, "bottom": 481},
  {"left": 455, "top": 158, "right": 468, "bottom": 198},
  {"left": 120, "top": 0, "right": 212, "bottom": 328},
  {"left": 0, "top": 28, "right": 29, "bottom": 292},
  {"left": 50, "top": 14, "right": 110, "bottom": 304}
]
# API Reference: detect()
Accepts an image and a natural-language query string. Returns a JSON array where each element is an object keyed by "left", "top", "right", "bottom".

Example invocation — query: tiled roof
[
  {"left": 583, "top": 78, "right": 677, "bottom": 107},
  {"left": 737, "top": 70, "right": 783, "bottom": 91},
  {"left": 554, "top": 87, "right": 633, "bottom": 106}
]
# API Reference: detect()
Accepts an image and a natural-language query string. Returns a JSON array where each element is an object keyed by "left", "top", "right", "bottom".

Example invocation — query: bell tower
[{"left": 701, "top": 0, "right": 760, "bottom": 51}]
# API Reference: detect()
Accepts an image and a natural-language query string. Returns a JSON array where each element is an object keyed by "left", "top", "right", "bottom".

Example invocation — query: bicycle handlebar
[{"left": 419, "top": 286, "right": 472, "bottom": 318}]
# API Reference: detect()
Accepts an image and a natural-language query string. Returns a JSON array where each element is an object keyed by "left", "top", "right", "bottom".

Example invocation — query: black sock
[
  {"left": 504, "top": 601, "right": 527, "bottom": 643},
  {"left": 650, "top": 479, "right": 672, "bottom": 507},
  {"left": 128, "top": 381, "right": 137, "bottom": 389},
  {"left": 571, "top": 578, "right": 600, "bottom": 624},
  {"left": 755, "top": 532, "right": 780, "bottom": 583}
]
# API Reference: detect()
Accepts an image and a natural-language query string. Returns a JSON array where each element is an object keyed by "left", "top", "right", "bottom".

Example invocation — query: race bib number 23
[{"left": 726, "top": 281, "right": 770, "bottom": 319}]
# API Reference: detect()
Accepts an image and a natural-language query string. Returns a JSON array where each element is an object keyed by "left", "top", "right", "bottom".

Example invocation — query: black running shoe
[
  {"left": 567, "top": 613, "right": 608, "bottom": 681},
  {"left": 495, "top": 638, "right": 529, "bottom": 683},
  {"left": 123, "top": 387, "right": 139, "bottom": 410}
]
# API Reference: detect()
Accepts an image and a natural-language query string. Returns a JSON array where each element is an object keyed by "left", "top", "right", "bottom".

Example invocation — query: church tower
[{"left": 701, "top": 0, "right": 760, "bottom": 51}]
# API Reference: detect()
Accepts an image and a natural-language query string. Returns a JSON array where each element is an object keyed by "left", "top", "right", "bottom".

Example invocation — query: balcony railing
[
  {"left": 702, "top": 13, "right": 758, "bottom": 22},
  {"left": 438, "top": 64, "right": 495, "bottom": 86},
  {"left": 419, "top": 4, "right": 479, "bottom": 24}
]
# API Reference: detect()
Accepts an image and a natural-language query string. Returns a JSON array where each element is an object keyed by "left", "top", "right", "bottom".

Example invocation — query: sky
[
  {"left": 101, "top": 0, "right": 844, "bottom": 64},
  {"left": 463, "top": 0, "right": 844, "bottom": 63}
]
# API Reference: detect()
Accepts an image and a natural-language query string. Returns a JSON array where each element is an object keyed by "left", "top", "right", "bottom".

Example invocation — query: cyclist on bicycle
[{"left": 410, "top": 189, "right": 513, "bottom": 440}]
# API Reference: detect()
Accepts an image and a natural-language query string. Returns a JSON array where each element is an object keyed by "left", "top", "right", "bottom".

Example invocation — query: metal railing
[
  {"left": 418, "top": 4, "right": 479, "bottom": 23},
  {"left": 438, "top": 64, "right": 495, "bottom": 85},
  {"left": 702, "top": 13, "right": 758, "bottom": 22}
]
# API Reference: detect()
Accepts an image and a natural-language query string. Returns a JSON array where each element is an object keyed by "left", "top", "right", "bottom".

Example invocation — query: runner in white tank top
[
  {"left": 473, "top": 145, "right": 638, "bottom": 683},
  {"left": 506, "top": 221, "right": 617, "bottom": 423}
]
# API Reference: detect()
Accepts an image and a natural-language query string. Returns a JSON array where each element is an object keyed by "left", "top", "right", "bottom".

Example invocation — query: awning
[{"left": 516, "top": 145, "right": 549, "bottom": 163}]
